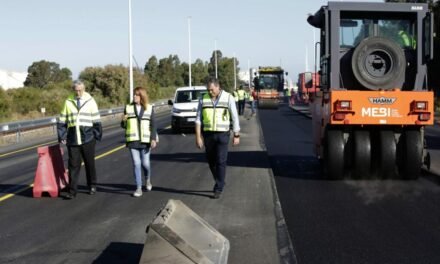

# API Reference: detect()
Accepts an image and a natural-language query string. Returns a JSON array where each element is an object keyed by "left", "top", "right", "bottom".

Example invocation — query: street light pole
[
  {"left": 188, "top": 16, "right": 192, "bottom": 88},
  {"left": 128, "top": 0, "right": 134, "bottom": 102}
]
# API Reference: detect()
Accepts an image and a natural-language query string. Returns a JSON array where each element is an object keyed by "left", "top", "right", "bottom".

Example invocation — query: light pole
[
  {"left": 128, "top": 0, "right": 134, "bottom": 102},
  {"left": 215, "top": 39, "right": 218, "bottom": 79},
  {"left": 188, "top": 16, "right": 192, "bottom": 88}
]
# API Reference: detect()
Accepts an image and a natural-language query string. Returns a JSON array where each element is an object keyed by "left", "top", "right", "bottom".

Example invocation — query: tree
[
  {"left": 0, "top": 88, "right": 11, "bottom": 121},
  {"left": 144, "top": 56, "right": 158, "bottom": 83},
  {"left": 208, "top": 50, "right": 237, "bottom": 93},
  {"left": 24, "top": 60, "right": 72, "bottom": 88},
  {"left": 192, "top": 59, "right": 209, "bottom": 86}
]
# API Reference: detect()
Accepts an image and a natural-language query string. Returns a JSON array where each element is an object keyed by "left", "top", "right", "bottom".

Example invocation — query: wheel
[
  {"left": 325, "top": 129, "right": 345, "bottom": 180},
  {"left": 398, "top": 129, "right": 423, "bottom": 180},
  {"left": 352, "top": 130, "right": 371, "bottom": 179},
  {"left": 171, "top": 124, "right": 180, "bottom": 134},
  {"left": 378, "top": 131, "right": 397, "bottom": 179},
  {"left": 352, "top": 36, "right": 405, "bottom": 90}
]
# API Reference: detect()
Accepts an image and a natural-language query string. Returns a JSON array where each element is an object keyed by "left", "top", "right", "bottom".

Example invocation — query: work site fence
[{"left": 0, "top": 100, "right": 170, "bottom": 144}]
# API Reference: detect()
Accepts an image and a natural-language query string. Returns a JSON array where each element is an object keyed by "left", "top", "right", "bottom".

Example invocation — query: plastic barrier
[
  {"left": 33, "top": 144, "right": 69, "bottom": 198},
  {"left": 140, "top": 199, "right": 229, "bottom": 264}
]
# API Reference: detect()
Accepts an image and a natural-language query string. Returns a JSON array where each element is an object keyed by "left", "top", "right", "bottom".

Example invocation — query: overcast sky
[{"left": 1, "top": 0, "right": 383, "bottom": 80}]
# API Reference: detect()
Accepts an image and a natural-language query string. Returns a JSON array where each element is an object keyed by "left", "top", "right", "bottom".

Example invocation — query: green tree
[
  {"left": 144, "top": 56, "right": 159, "bottom": 83},
  {"left": 79, "top": 64, "right": 160, "bottom": 106},
  {"left": 0, "top": 88, "right": 11, "bottom": 121},
  {"left": 171, "top": 55, "right": 184, "bottom": 86},
  {"left": 208, "top": 50, "right": 237, "bottom": 93},
  {"left": 24, "top": 60, "right": 72, "bottom": 88},
  {"left": 192, "top": 59, "right": 209, "bottom": 86},
  {"left": 157, "top": 56, "right": 174, "bottom": 87}
]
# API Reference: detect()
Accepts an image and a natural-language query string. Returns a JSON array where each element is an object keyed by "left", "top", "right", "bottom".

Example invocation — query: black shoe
[
  {"left": 213, "top": 191, "right": 221, "bottom": 199},
  {"left": 89, "top": 187, "right": 96, "bottom": 195},
  {"left": 64, "top": 192, "right": 76, "bottom": 200}
]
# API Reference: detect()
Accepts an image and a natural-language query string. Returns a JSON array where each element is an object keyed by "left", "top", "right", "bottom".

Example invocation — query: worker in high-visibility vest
[
  {"left": 121, "top": 86, "right": 158, "bottom": 197},
  {"left": 57, "top": 80, "right": 102, "bottom": 199},
  {"left": 249, "top": 87, "right": 256, "bottom": 115},
  {"left": 398, "top": 30, "right": 416, "bottom": 49},
  {"left": 237, "top": 85, "right": 246, "bottom": 116},
  {"left": 195, "top": 77, "right": 240, "bottom": 199}
]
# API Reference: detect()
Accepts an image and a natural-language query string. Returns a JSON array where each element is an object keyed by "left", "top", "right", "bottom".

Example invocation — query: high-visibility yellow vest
[
  {"left": 248, "top": 92, "right": 254, "bottom": 102},
  {"left": 237, "top": 89, "right": 246, "bottom": 100},
  {"left": 398, "top": 30, "right": 416, "bottom": 49},
  {"left": 233, "top": 91, "right": 239, "bottom": 102},
  {"left": 59, "top": 92, "right": 100, "bottom": 145},
  {"left": 125, "top": 104, "right": 153, "bottom": 143},
  {"left": 202, "top": 91, "right": 231, "bottom": 132}
]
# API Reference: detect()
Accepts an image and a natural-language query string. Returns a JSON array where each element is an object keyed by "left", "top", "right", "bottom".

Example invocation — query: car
[{"left": 168, "top": 86, "right": 207, "bottom": 133}]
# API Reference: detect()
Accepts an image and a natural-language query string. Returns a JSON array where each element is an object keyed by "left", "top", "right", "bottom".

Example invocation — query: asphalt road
[
  {"left": 2, "top": 101, "right": 440, "bottom": 264},
  {"left": 261, "top": 102, "right": 440, "bottom": 264},
  {"left": 0, "top": 106, "right": 291, "bottom": 264}
]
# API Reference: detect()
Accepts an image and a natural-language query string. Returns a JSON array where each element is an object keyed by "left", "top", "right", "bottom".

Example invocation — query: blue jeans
[
  {"left": 251, "top": 101, "right": 256, "bottom": 114},
  {"left": 129, "top": 148, "right": 151, "bottom": 188}
]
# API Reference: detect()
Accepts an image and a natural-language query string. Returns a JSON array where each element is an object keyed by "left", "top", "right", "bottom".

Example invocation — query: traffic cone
[{"left": 33, "top": 144, "right": 69, "bottom": 198}]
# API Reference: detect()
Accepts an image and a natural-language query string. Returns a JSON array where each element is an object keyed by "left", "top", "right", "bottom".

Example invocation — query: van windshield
[{"left": 175, "top": 90, "right": 207, "bottom": 103}]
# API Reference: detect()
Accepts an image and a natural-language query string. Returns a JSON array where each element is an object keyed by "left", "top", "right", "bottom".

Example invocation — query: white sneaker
[
  {"left": 133, "top": 188, "right": 143, "bottom": 197},
  {"left": 146, "top": 180, "right": 152, "bottom": 191}
]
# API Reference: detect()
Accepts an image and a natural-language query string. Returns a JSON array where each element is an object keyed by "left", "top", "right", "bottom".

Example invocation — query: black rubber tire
[
  {"left": 325, "top": 129, "right": 345, "bottom": 180},
  {"left": 399, "top": 130, "right": 423, "bottom": 180},
  {"left": 378, "top": 131, "right": 397, "bottom": 179},
  {"left": 352, "top": 130, "right": 371, "bottom": 179},
  {"left": 352, "top": 36, "right": 405, "bottom": 90},
  {"left": 171, "top": 124, "right": 180, "bottom": 134}
]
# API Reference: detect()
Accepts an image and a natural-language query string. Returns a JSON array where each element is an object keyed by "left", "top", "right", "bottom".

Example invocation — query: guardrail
[{"left": 0, "top": 100, "right": 170, "bottom": 144}]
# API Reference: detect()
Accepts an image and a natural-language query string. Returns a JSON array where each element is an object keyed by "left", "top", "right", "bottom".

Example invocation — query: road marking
[
  {"left": 0, "top": 144, "right": 126, "bottom": 203},
  {"left": 0, "top": 140, "right": 58, "bottom": 158}
]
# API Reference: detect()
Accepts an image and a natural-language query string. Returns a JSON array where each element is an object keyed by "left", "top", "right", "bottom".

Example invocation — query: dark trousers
[
  {"left": 204, "top": 132, "right": 230, "bottom": 192},
  {"left": 238, "top": 100, "right": 245, "bottom": 115},
  {"left": 67, "top": 140, "right": 97, "bottom": 194}
]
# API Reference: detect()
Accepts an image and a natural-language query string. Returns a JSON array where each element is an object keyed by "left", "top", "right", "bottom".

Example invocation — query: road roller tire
[
  {"left": 378, "top": 131, "right": 397, "bottom": 179},
  {"left": 352, "top": 36, "right": 405, "bottom": 90},
  {"left": 399, "top": 130, "right": 423, "bottom": 180},
  {"left": 353, "top": 130, "right": 371, "bottom": 179},
  {"left": 325, "top": 129, "right": 345, "bottom": 180}
]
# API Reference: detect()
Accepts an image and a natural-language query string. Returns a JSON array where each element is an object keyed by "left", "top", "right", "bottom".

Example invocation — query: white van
[{"left": 168, "top": 86, "right": 207, "bottom": 133}]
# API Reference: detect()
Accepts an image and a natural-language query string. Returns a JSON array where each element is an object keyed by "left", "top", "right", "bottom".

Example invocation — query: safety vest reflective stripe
[
  {"left": 125, "top": 104, "right": 152, "bottom": 143},
  {"left": 202, "top": 92, "right": 231, "bottom": 132}
]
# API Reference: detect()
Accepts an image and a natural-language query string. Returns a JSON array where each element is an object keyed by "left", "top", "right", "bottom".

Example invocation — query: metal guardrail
[{"left": 0, "top": 100, "right": 170, "bottom": 137}]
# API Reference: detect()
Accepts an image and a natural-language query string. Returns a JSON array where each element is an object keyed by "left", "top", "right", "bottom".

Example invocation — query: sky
[{"left": 0, "top": 0, "right": 383, "bottom": 81}]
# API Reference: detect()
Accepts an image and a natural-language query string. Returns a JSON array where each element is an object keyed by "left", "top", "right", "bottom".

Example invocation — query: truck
[
  {"left": 253, "top": 66, "right": 285, "bottom": 109},
  {"left": 297, "top": 72, "right": 320, "bottom": 104},
  {"left": 307, "top": 1, "right": 434, "bottom": 180}
]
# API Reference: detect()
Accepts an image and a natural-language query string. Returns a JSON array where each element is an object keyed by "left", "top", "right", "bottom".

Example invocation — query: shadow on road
[
  {"left": 153, "top": 186, "right": 213, "bottom": 198},
  {"left": 93, "top": 242, "right": 144, "bottom": 264},
  {"left": 152, "top": 151, "right": 271, "bottom": 169}
]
